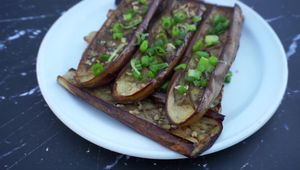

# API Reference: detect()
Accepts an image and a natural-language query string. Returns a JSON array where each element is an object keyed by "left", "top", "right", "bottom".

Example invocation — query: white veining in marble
[
  {"left": 19, "top": 86, "right": 40, "bottom": 97},
  {"left": 0, "top": 43, "right": 7, "bottom": 50},
  {"left": 6, "top": 131, "right": 60, "bottom": 170},
  {"left": 0, "top": 14, "right": 54, "bottom": 23},
  {"left": 104, "top": 155, "right": 124, "bottom": 170},
  {"left": 240, "top": 162, "right": 249, "bottom": 169},
  {"left": 283, "top": 124, "right": 289, "bottom": 131},
  {"left": 0, "top": 96, "right": 5, "bottom": 100},
  {"left": 287, "top": 33, "right": 300, "bottom": 59},
  {"left": 287, "top": 89, "right": 300, "bottom": 96},
  {"left": 0, "top": 143, "right": 27, "bottom": 160},
  {"left": 20, "top": 72, "right": 27, "bottom": 76},
  {"left": 265, "top": 16, "right": 284, "bottom": 23}
]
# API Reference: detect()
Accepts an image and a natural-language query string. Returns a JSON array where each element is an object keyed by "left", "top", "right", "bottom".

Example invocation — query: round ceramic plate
[{"left": 37, "top": 0, "right": 288, "bottom": 159}]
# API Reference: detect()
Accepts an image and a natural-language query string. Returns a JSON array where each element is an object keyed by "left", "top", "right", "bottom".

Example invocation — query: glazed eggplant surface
[
  {"left": 57, "top": 69, "right": 223, "bottom": 158},
  {"left": 112, "top": 0, "right": 207, "bottom": 103},
  {"left": 167, "top": 5, "right": 243, "bottom": 126},
  {"left": 75, "top": 0, "right": 162, "bottom": 88}
]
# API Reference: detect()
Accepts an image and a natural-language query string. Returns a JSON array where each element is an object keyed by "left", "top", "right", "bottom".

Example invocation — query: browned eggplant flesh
[
  {"left": 167, "top": 5, "right": 243, "bottom": 126},
  {"left": 75, "top": 0, "right": 162, "bottom": 88},
  {"left": 112, "top": 0, "right": 207, "bottom": 103},
  {"left": 57, "top": 69, "right": 223, "bottom": 158}
]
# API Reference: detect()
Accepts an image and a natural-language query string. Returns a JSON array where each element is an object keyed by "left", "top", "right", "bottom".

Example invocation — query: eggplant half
[
  {"left": 167, "top": 5, "right": 244, "bottom": 126},
  {"left": 75, "top": 0, "right": 162, "bottom": 88},
  {"left": 112, "top": 0, "right": 207, "bottom": 103},
  {"left": 57, "top": 69, "right": 223, "bottom": 158}
]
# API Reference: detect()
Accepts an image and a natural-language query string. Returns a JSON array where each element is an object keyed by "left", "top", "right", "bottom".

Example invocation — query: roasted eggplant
[
  {"left": 112, "top": 0, "right": 207, "bottom": 103},
  {"left": 167, "top": 5, "right": 243, "bottom": 126},
  {"left": 75, "top": 0, "right": 162, "bottom": 88},
  {"left": 57, "top": 69, "right": 223, "bottom": 158}
]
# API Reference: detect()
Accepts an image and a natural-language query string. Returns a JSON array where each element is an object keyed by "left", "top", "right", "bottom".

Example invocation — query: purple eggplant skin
[
  {"left": 112, "top": 0, "right": 207, "bottom": 103},
  {"left": 57, "top": 69, "right": 223, "bottom": 158},
  {"left": 75, "top": 0, "right": 162, "bottom": 88},
  {"left": 167, "top": 5, "right": 244, "bottom": 126},
  {"left": 115, "top": 0, "right": 121, "bottom": 6}
]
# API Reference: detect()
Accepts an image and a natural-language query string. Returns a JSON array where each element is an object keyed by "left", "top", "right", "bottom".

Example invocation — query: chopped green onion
[
  {"left": 209, "top": 15, "right": 230, "bottom": 35},
  {"left": 160, "top": 81, "right": 169, "bottom": 92},
  {"left": 209, "top": 56, "right": 219, "bottom": 66},
  {"left": 174, "top": 39, "right": 183, "bottom": 47},
  {"left": 113, "top": 32, "right": 123, "bottom": 40},
  {"left": 225, "top": 71, "right": 233, "bottom": 83},
  {"left": 138, "top": 0, "right": 147, "bottom": 5},
  {"left": 149, "top": 63, "right": 168, "bottom": 73},
  {"left": 139, "top": 40, "right": 148, "bottom": 53},
  {"left": 147, "top": 70, "right": 156, "bottom": 78},
  {"left": 192, "top": 40, "right": 204, "bottom": 52},
  {"left": 178, "top": 31, "right": 187, "bottom": 40},
  {"left": 108, "top": 43, "right": 127, "bottom": 62},
  {"left": 161, "top": 16, "right": 172, "bottom": 29},
  {"left": 100, "top": 54, "right": 110, "bottom": 61},
  {"left": 131, "top": 59, "right": 143, "bottom": 80},
  {"left": 141, "top": 55, "right": 150, "bottom": 67},
  {"left": 193, "top": 79, "right": 208, "bottom": 87},
  {"left": 205, "top": 35, "right": 219, "bottom": 47},
  {"left": 154, "top": 39, "right": 165, "bottom": 47},
  {"left": 172, "top": 26, "right": 180, "bottom": 37},
  {"left": 91, "top": 63, "right": 104, "bottom": 76},
  {"left": 174, "top": 63, "right": 187, "bottom": 71},
  {"left": 112, "top": 22, "right": 123, "bottom": 33},
  {"left": 124, "top": 16, "right": 142, "bottom": 29},
  {"left": 195, "top": 51, "right": 209, "bottom": 59},
  {"left": 192, "top": 16, "right": 202, "bottom": 23},
  {"left": 136, "top": 32, "right": 149, "bottom": 45},
  {"left": 185, "top": 24, "right": 197, "bottom": 32},
  {"left": 197, "top": 57, "right": 209, "bottom": 72},
  {"left": 175, "top": 85, "right": 188, "bottom": 95},
  {"left": 154, "top": 46, "right": 166, "bottom": 56},
  {"left": 187, "top": 69, "right": 201, "bottom": 80},
  {"left": 146, "top": 47, "right": 155, "bottom": 56},
  {"left": 156, "top": 32, "right": 168, "bottom": 42},
  {"left": 123, "top": 13, "right": 133, "bottom": 21},
  {"left": 174, "top": 11, "right": 186, "bottom": 23}
]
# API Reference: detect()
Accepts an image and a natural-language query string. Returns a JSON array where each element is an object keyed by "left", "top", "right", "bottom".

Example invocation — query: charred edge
[{"left": 57, "top": 75, "right": 197, "bottom": 157}]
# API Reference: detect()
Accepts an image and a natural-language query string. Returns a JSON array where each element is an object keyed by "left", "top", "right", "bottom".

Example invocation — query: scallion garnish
[
  {"left": 175, "top": 85, "right": 189, "bottom": 95},
  {"left": 209, "top": 56, "right": 219, "bottom": 66},
  {"left": 174, "top": 63, "right": 187, "bottom": 71},
  {"left": 197, "top": 57, "right": 209, "bottom": 72},
  {"left": 131, "top": 59, "right": 143, "bottom": 80},
  {"left": 113, "top": 32, "right": 123, "bottom": 40},
  {"left": 192, "top": 16, "right": 202, "bottom": 23},
  {"left": 154, "top": 46, "right": 166, "bottom": 56},
  {"left": 172, "top": 26, "right": 180, "bottom": 37},
  {"left": 161, "top": 16, "right": 172, "bottom": 29},
  {"left": 187, "top": 69, "right": 201, "bottom": 80},
  {"left": 225, "top": 71, "right": 233, "bottom": 83},
  {"left": 91, "top": 63, "right": 104, "bottom": 76},
  {"left": 185, "top": 24, "right": 197, "bottom": 32},
  {"left": 192, "top": 40, "right": 204, "bottom": 52},
  {"left": 195, "top": 51, "right": 209, "bottom": 59},
  {"left": 149, "top": 63, "right": 168, "bottom": 74},
  {"left": 174, "top": 11, "right": 186, "bottom": 23},
  {"left": 141, "top": 55, "right": 150, "bottom": 67},
  {"left": 205, "top": 35, "right": 219, "bottom": 47},
  {"left": 100, "top": 54, "right": 110, "bottom": 61},
  {"left": 139, "top": 40, "right": 149, "bottom": 53}
]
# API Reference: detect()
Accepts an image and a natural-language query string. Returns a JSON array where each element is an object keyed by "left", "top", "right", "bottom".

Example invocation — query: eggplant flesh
[
  {"left": 57, "top": 69, "right": 223, "bottom": 158},
  {"left": 75, "top": 0, "right": 162, "bottom": 88},
  {"left": 167, "top": 5, "right": 243, "bottom": 126},
  {"left": 112, "top": 0, "right": 207, "bottom": 103}
]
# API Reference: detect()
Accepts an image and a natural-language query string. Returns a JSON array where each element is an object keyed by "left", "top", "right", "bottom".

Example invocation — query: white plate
[{"left": 36, "top": 0, "right": 288, "bottom": 159}]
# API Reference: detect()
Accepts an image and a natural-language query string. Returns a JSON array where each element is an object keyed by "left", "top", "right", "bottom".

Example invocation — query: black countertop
[{"left": 1, "top": 0, "right": 299, "bottom": 169}]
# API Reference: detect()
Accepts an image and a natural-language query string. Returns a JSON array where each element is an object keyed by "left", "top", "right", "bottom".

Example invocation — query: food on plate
[
  {"left": 75, "top": 0, "right": 162, "bottom": 87},
  {"left": 57, "top": 0, "right": 244, "bottom": 157},
  {"left": 112, "top": 0, "right": 207, "bottom": 103},
  {"left": 58, "top": 69, "right": 223, "bottom": 158},
  {"left": 166, "top": 5, "right": 243, "bottom": 126}
]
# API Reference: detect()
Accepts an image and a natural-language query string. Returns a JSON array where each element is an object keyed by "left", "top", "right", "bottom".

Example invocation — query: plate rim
[{"left": 36, "top": 0, "right": 288, "bottom": 159}]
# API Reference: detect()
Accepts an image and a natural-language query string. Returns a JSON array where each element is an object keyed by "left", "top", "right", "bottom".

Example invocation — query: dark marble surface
[{"left": 0, "top": 0, "right": 299, "bottom": 169}]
